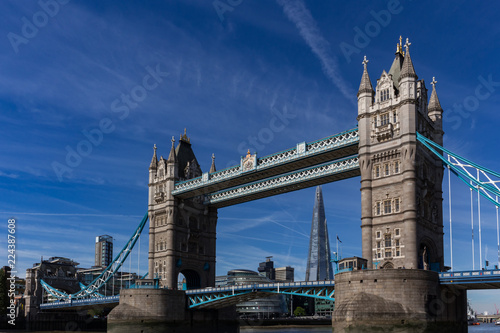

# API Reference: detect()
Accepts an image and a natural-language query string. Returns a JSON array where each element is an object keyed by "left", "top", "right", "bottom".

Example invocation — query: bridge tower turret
[
  {"left": 147, "top": 130, "right": 217, "bottom": 289},
  {"left": 357, "top": 37, "right": 445, "bottom": 271}
]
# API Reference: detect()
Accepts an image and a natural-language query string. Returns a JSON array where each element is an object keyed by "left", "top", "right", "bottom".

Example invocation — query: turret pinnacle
[
  {"left": 358, "top": 55, "right": 374, "bottom": 97},
  {"left": 167, "top": 136, "right": 176, "bottom": 163},
  {"left": 209, "top": 154, "right": 216, "bottom": 173},
  {"left": 428, "top": 77, "right": 443, "bottom": 112},
  {"left": 400, "top": 38, "right": 417, "bottom": 79},
  {"left": 149, "top": 144, "right": 158, "bottom": 170}
]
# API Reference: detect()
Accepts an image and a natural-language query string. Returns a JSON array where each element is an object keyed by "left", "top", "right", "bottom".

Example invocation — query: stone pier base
[
  {"left": 107, "top": 289, "right": 238, "bottom": 333},
  {"left": 332, "top": 269, "right": 467, "bottom": 333}
]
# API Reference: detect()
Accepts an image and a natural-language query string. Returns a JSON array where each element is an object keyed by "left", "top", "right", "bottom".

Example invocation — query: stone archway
[
  {"left": 419, "top": 240, "right": 437, "bottom": 271},
  {"left": 179, "top": 269, "right": 201, "bottom": 290},
  {"left": 381, "top": 262, "right": 394, "bottom": 269}
]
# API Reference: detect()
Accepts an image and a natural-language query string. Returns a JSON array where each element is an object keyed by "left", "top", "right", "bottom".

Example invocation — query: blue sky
[{"left": 1, "top": 0, "right": 500, "bottom": 314}]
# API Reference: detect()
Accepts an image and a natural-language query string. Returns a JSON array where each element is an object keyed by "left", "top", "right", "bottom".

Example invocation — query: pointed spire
[
  {"left": 149, "top": 144, "right": 158, "bottom": 170},
  {"left": 428, "top": 77, "right": 443, "bottom": 113},
  {"left": 209, "top": 154, "right": 216, "bottom": 173},
  {"left": 358, "top": 55, "right": 374, "bottom": 97},
  {"left": 167, "top": 136, "right": 176, "bottom": 163},
  {"left": 305, "top": 186, "right": 333, "bottom": 281},
  {"left": 400, "top": 38, "right": 417, "bottom": 79}
]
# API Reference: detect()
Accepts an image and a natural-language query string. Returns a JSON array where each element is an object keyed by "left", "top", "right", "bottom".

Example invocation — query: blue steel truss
[
  {"left": 172, "top": 128, "right": 359, "bottom": 196},
  {"left": 439, "top": 269, "right": 500, "bottom": 289},
  {"left": 417, "top": 133, "right": 500, "bottom": 208},
  {"left": 185, "top": 280, "right": 335, "bottom": 309},
  {"left": 39, "top": 295, "right": 120, "bottom": 310},
  {"left": 204, "top": 156, "right": 359, "bottom": 206},
  {"left": 40, "top": 213, "right": 149, "bottom": 300}
]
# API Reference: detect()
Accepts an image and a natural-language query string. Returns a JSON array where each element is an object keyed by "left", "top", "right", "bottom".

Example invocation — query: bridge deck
[
  {"left": 439, "top": 269, "right": 500, "bottom": 289},
  {"left": 186, "top": 280, "right": 335, "bottom": 309},
  {"left": 39, "top": 295, "right": 120, "bottom": 310}
]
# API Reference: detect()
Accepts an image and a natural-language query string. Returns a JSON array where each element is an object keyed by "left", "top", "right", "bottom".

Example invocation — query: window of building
[
  {"left": 380, "top": 113, "right": 390, "bottom": 126},
  {"left": 384, "top": 164, "right": 390, "bottom": 176},
  {"left": 395, "top": 228, "right": 400, "bottom": 236},
  {"left": 376, "top": 231, "right": 381, "bottom": 239},
  {"left": 385, "top": 234, "right": 391, "bottom": 247},
  {"left": 393, "top": 111, "right": 397, "bottom": 123},
  {"left": 375, "top": 165, "right": 380, "bottom": 178},
  {"left": 396, "top": 248, "right": 400, "bottom": 257},
  {"left": 385, "top": 250, "right": 392, "bottom": 258},
  {"left": 395, "top": 239, "right": 400, "bottom": 246},
  {"left": 377, "top": 241, "right": 381, "bottom": 249},
  {"left": 394, "top": 198, "right": 400, "bottom": 212},
  {"left": 377, "top": 252, "right": 381, "bottom": 258},
  {"left": 394, "top": 161, "right": 400, "bottom": 173},
  {"left": 380, "top": 89, "right": 389, "bottom": 102},
  {"left": 384, "top": 200, "right": 392, "bottom": 214},
  {"left": 376, "top": 202, "right": 381, "bottom": 215}
]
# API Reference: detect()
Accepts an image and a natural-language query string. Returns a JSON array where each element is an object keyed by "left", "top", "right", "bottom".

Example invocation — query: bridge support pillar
[
  {"left": 107, "top": 289, "right": 238, "bottom": 333},
  {"left": 332, "top": 269, "right": 467, "bottom": 333}
]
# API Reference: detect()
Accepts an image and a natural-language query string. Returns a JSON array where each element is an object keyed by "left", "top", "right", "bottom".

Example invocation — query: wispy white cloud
[{"left": 276, "top": 0, "right": 355, "bottom": 103}]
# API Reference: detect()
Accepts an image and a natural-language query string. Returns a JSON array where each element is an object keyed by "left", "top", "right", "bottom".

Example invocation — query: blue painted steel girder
[
  {"left": 205, "top": 156, "right": 359, "bottom": 208},
  {"left": 173, "top": 128, "right": 359, "bottom": 200},
  {"left": 186, "top": 280, "right": 335, "bottom": 309},
  {"left": 439, "top": 270, "right": 500, "bottom": 289}
]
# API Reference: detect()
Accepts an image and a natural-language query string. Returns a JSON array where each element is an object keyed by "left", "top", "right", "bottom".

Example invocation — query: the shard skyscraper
[{"left": 305, "top": 186, "right": 334, "bottom": 281}]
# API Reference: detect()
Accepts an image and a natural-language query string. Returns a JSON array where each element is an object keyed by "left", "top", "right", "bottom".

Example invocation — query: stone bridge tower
[
  {"left": 357, "top": 38, "right": 444, "bottom": 271},
  {"left": 148, "top": 130, "right": 217, "bottom": 289}
]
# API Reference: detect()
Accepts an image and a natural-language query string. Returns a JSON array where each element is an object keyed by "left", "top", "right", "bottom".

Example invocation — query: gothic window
[
  {"left": 395, "top": 228, "right": 400, "bottom": 236},
  {"left": 384, "top": 200, "right": 392, "bottom": 214},
  {"left": 380, "top": 113, "right": 389, "bottom": 126},
  {"left": 377, "top": 252, "right": 381, "bottom": 258},
  {"left": 385, "top": 250, "right": 392, "bottom": 258},
  {"left": 396, "top": 248, "right": 400, "bottom": 257},
  {"left": 385, "top": 234, "right": 392, "bottom": 247},
  {"left": 393, "top": 111, "right": 397, "bottom": 123},
  {"left": 380, "top": 88, "right": 390, "bottom": 102},
  {"left": 396, "top": 239, "right": 400, "bottom": 246},
  {"left": 384, "top": 164, "right": 390, "bottom": 176},
  {"left": 394, "top": 198, "right": 400, "bottom": 212},
  {"left": 377, "top": 241, "right": 381, "bottom": 248},
  {"left": 394, "top": 161, "right": 400, "bottom": 174},
  {"left": 375, "top": 165, "right": 380, "bottom": 178},
  {"left": 376, "top": 202, "right": 381, "bottom": 215},
  {"left": 376, "top": 231, "right": 381, "bottom": 239}
]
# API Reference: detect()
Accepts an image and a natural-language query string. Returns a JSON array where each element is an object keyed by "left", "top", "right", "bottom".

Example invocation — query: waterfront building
[
  {"left": 95, "top": 235, "right": 113, "bottom": 267},
  {"left": 305, "top": 186, "right": 334, "bottom": 281},
  {"left": 227, "top": 269, "right": 286, "bottom": 318}
]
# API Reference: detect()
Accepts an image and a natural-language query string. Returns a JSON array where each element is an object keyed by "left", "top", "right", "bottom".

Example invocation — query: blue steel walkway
[{"left": 439, "top": 269, "right": 500, "bottom": 289}]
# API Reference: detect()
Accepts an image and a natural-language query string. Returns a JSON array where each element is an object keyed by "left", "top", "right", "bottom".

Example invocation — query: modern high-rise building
[
  {"left": 258, "top": 256, "right": 275, "bottom": 280},
  {"left": 95, "top": 235, "right": 113, "bottom": 267},
  {"left": 275, "top": 266, "right": 294, "bottom": 282},
  {"left": 305, "top": 186, "right": 333, "bottom": 281}
]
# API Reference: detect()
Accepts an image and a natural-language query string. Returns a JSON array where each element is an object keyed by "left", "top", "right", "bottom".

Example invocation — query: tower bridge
[{"left": 35, "top": 38, "right": 500, "bottom": 333}]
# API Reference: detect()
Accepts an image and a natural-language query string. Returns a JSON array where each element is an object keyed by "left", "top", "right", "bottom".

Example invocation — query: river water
[
  {"left": 15, "top": 323, "right": 500, "bottom": 332},
  {"left": 240, "top": 323, "right": 500, "bottom": 332}
]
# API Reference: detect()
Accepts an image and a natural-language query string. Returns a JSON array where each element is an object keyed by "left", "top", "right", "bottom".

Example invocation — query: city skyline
[{"left": 1, "top": 1, "right": 500, "bottom": 314}]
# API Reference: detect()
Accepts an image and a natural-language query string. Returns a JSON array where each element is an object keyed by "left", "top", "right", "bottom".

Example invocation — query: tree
[{"left": 293, "top": 306, "right": 306, "bottom": 317}]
